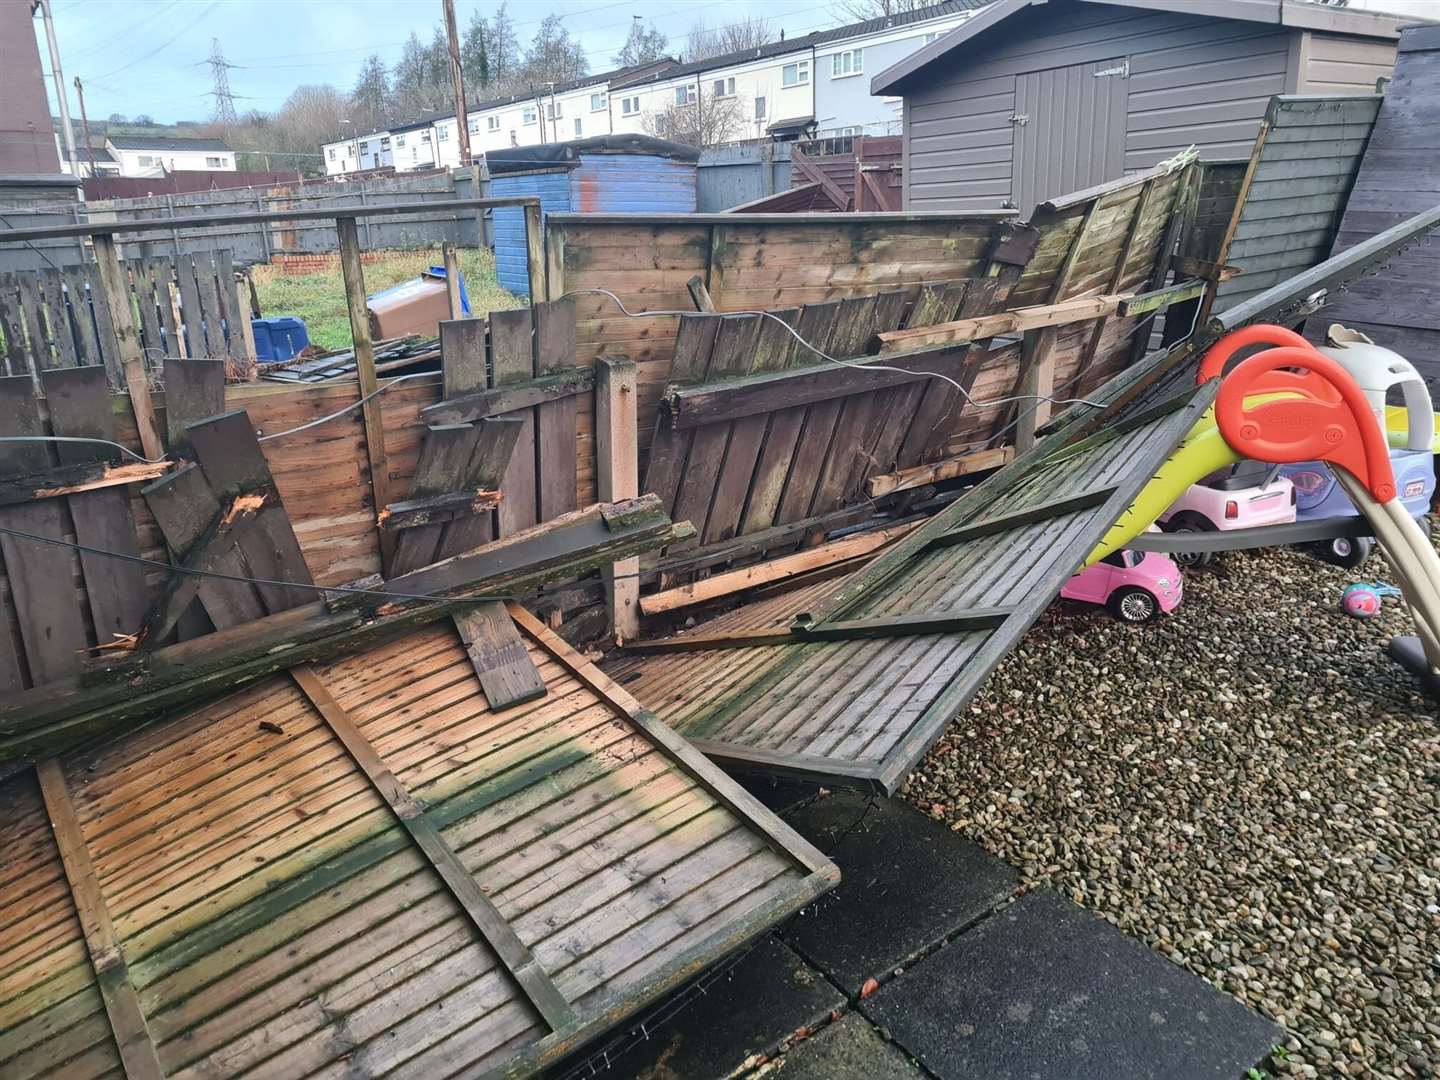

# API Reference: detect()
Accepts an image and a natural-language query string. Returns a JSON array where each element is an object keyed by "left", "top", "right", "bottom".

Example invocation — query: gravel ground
[{"left": 901, "top": 546, "right": 1440, "bottom": 1078}]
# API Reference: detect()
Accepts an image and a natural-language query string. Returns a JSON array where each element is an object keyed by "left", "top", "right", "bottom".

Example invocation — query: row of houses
[
  {"left": 322, "top": 0, "right": 984, "bottom": 177},
  {"left": 58, "top": 134, "right": 237, "bottom": 178}
]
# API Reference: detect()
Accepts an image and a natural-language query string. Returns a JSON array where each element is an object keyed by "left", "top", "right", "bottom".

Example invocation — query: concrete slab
[
  {"left": 591, "top": 935, "right": 844, "bottom": 1079},
  {"left": 767, "top": 1015, "right": 924, "bottom": 1080},
  {"left": 859, "top": 890, "right": 1284, "bottom": 1080},
  {"left": 781, "top": 791, "right": 1018, "bottom": 994}
]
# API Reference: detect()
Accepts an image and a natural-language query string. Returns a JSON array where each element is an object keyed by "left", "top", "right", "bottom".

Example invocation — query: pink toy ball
[{"left": 1341, "top": 583, "right": 1383, "bottom": 618}]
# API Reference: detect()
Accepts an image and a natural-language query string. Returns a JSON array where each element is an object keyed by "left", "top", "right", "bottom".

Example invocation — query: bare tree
[
  {"left": 615, "top": 18, "right": 668, "bottom": 68},
  {"left": 642, "top": 86, "right": 748, "bottom": 148},
  {"left": 833, "top": 0, "right": 948, "bottom": 18},
  {"left": 683, "top": 15, "right": 775, "bottom": 62}
]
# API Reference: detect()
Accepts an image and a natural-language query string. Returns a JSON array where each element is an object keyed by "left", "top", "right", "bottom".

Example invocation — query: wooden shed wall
[{"left": 1299, "top": 32, "right": 1397, "bottom": 94}]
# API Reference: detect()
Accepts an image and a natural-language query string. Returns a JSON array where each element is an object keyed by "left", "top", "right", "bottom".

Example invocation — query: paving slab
[
  {"left": 780, "top": 791, "right": 1018, "bottom": 994},
  {"left": 767, "top": 1014, "right": 924, "bottom": 1080},
  {"left": 587, "top": 935, "right": 844, "bottom": 1079},
  {"left": 859, "top": 890, "right": 1284, "bottom": 1080}
]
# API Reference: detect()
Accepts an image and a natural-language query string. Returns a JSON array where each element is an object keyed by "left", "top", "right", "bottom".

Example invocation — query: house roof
[
  {"left": 872, "top": 0, "right": 1427, "bottom": 95},
  {"left": 105, "top": 134, "right": 232, "bottom": 152},
  {"left": 618, "top": 0, "right": 986, "bottom": 90},
  {"left": 482, "top": 133, "right": 701, "bottom": 173}
]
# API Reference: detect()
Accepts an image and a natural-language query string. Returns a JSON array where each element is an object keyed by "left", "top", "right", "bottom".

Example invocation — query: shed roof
[
  {"left": 105, "top": 134, "right": 232, "bottom": 152},
  {"left": 872, "top": 0, "right": 1426, "bottom": 95},
  {"left": 482, "top": 134, "right": 701, "bottom": 174}
]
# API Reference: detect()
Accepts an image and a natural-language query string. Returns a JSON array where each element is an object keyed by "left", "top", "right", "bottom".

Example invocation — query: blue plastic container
[{"left": 251, "top": 316, "right": 310, "bottom": 362}]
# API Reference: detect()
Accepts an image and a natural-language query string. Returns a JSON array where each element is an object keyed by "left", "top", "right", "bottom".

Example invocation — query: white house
[
  {"left": 103, "top": 135, "right": 236, "bottom": 177},
  {"left": 56, "top": 141, "right": 121, "bottom": 177},
  {"left": 318, "top": 0, "right": 983, "bottom": 177}
]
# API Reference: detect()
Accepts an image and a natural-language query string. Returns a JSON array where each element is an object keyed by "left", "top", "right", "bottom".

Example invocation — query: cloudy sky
[{"left": 42, "top": 0, "right": 855, "bottom": 123}]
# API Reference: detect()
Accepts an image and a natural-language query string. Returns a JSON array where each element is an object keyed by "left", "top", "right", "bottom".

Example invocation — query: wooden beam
[
  {"left": 1117, "top": 278, "right": 1207, "bottom": 317},
  {"left": 422, "top": 365, "right": 593, "bottom": 426},
  {"left": 289, "top": 663, "right": 575, "bottom": 1029},
  {"left": 91, "top": 234, "right": 163, "bottom": 461},
  {"left": 876, "top": 294, "right": 1128, "bottom": 354},
  {"left": 686, "top": 274, "right": 716, "bottom": 313},
  {"left": 0, "top": 459, "right": 169, "bottom": 508},
  {"left": 507, "top": 602, "right": 837, "bottom": 880},
  {"left": 866, "top": 446, "right": 1013, "bottom": 498},
  {"left": 639, "top": 520, "right": 921, "bottom": 616},
  {"left": 35, "top": 759, "right": 165, "bottom": 1079},
  {"left": 441, "top": 242, "right": 463, "bottom": 318},
  {"left": 621, "top": 627, "right": 801, "bottom": 654},
  {"left": 596, "top": 356, "right": 640, "bottom": 642},
  {"left": 796, "top": 607, "right": 1017, "bottom": 639},
  {"left": 1173, "top": 255, "right": 1240, "bottom": 282},
  {"left": 376, "top": 487, "right": 502, "bottom": 531},
  {"left": 439, "top": 317, "right": 487, "bottom": 401},
  {"left": 336, "top": 215, "right": 395, "bottom": 574},
  {"left": 929, "top": 484, "right": 1117, "bottom": 548},
  {"left": 1014, "top": 325, "right": 1060, "bottom": 452}
]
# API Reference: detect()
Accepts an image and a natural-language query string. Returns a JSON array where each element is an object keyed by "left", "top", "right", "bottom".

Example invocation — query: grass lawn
[{"left": 250, "top": 247, "right": 521, "bottom": 352}]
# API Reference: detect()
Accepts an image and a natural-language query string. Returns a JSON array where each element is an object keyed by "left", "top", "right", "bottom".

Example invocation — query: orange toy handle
[
  {"left": 1197, "top": 324, "right": 1321, "bottom": 386},
  {"left": 1215, "top": 345, "right": 1396, "bottom": 503}
]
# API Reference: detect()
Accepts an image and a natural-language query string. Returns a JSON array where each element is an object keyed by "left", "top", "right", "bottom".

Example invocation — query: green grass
[{"left": 250, "top": 247, "right": 521, "bottom": 352}]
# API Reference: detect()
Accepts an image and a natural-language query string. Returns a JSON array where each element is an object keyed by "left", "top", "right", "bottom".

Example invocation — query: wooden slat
[
  {"left": 16, "top": 273, "right": 51, "bottom": 373},
  {"left": 866, "top": 446, "right": 1013, "bottom": 498},
  {"left": 148, "top": 258, "right": 179, "bottom": 359},
  {"left": 192, "top": 252, "right": 224, "bottom": 358},
  {"left": 439, "top": 317, "right": 487, "bottom": 401},
  {"left": 125, "top": 261, "right": 162, "bottom": 370},
  {"left": 391, "top": 424, "right": 483, "bottom": 576},
  {"left": 34, "top": 759, "right": 165, "bottom": 1080},
  {"left": 62, "top": 266, "right": 102, "bottom": 368},
  {"left": 215, "top": 249, "right": 248, "bottom": 365},
  {"left": 491, "top": 307, "right": 539, "bottom": 537},
  {"left": 174, "top": 254, "right": 204, "bottom": 358},
  {"left": 0, "top": 273, "right": 28, "bottom": 376},
  {"left": 92, "top": 234, "right": 163, "bottom": 461},
  {"left": 162, "top": 358, "right": 225, "bottom": 455},
  {"left": 288, "top": 661, "right": 579, "bottom": 1031},
  {"left": 186, "top": 409, "right": 314, "bottom": 614},
  {"left": 39, "top": 367, "right": 148, "bottom": 648},
  {"left": 533, "top": 297, "right": 578, "bottom": 523},
  {"left": 421, "top": 367, "right": 593, "bottom": 426},
  {"left": 596, "top": 356, "right": 640, "bottom": 642},
  {"left": 453, "top": 601, "right": 547, "bottom": 710}
]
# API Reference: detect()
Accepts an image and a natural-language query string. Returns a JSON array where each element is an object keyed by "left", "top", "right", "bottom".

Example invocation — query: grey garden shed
[{"left": 871, "top": 0, "right": 1418, "bottom": 213}]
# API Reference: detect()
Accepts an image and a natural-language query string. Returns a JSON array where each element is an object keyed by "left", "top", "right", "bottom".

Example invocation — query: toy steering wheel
[{"left": 1197, "top": 324, "right": 1340, "bottom": 401}]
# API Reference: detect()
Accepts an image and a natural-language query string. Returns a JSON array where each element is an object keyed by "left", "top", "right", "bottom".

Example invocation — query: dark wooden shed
[{"left": 871, "top": 0, "right": 1417, "bottom": 213}]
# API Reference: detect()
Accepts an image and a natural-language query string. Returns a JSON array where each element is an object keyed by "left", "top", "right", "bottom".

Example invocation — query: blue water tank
[{"left": 251, "top": 316, "right": 310, "bottom": 361}]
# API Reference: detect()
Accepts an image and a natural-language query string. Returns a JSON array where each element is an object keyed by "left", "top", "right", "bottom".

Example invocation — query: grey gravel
[{"left": 901, "top": 546, "right": 1440, "bottom": 1078}]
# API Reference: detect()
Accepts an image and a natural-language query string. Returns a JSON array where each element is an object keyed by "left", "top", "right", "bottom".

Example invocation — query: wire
[
  {"left": 0, "top": 522, "right": 516, "bottom": 606},
  {"left": 562, "top": 288, "right": 1106, "bottom": 414},
  {"left": 0, "top": 436, "right": 169, "bottom": 465},
  {"left": 257, "top": 370, "right": 433, "bottom": 442}
]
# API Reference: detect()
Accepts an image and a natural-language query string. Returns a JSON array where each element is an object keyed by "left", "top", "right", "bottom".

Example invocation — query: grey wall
[{"left": 903, "top": 2, "right": 1298, "bottom": 213}]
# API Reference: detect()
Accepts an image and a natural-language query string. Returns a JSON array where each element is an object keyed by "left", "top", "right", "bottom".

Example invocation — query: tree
[
  {"left": 461, "top": 9, "right": 493, "bottom": 94},
  {"left": 614, "top": 18, "right": 668, "bottom": 68},
  {"left": 683, "top": 15, "right": 775, "bottom": 62},
  {"left": 833, "top": 0, "right": 944, "bottom": 18},
  {"left": 392, "top": 30, "right": 447, "bottom": 115},
  {"left": 351, "top": 53, "right": 391, "bottom": 131},
  {"left": 487, "top": 3, "right": 522, "bottom": 93},
  {"left": 641, "top": 86, "right": 747, "bottom": 148},
  {"left": 522, "top": 14, "right": 588, "bottom": 88},
  {"left": 107, "top": 112, "right": 127, "bottom": 124}
]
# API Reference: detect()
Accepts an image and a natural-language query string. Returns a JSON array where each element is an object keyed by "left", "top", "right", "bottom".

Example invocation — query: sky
[{"left": 40, "top": 0, "right": 864, "bottom": 125}]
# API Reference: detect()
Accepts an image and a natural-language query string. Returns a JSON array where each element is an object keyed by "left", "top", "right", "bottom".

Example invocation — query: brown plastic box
[{"left": 367, "top": 272, "right": 451, "bottom": 340}]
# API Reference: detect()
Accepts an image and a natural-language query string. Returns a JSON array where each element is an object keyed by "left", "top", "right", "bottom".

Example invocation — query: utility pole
[
  {"left": 73, "top": 76, "right": 95, "bottom": 178},
  {"left": 32, "top": 0, "right": 80, "bottom": 178},
  {"left": 441, "top": 0, "right": 472, "bottom": 167}
]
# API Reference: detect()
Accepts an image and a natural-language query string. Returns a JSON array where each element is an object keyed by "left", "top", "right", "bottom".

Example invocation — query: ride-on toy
[
  {"left": 1157, "top": 463, "right": 1296, "bottom": 567},
  {"left": 1060, "top": 545, "right": 1181, "bottom": 622}
]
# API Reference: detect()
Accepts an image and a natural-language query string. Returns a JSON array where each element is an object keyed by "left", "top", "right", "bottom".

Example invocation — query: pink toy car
[
  {"left": 1157, "top": 461, "right": 1297, "bottom": 567},
  {"left": 1061, "top": 547, "right": 1182, "bottom": 623}
]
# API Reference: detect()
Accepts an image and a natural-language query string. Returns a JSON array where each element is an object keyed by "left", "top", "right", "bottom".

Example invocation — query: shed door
[{"left": 1010, "top": 57, "right": 1129, "bottom": 215}]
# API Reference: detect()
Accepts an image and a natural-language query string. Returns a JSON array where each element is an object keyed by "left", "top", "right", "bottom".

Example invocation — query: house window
[
  {"left": 327, "top": 147, "right": 336, "bottom": 160},
  {"left": 136, "top": 155, "right": 155, "bottom": 167},
  {"left": 923, "top": 30, "right": 944, "bottom": 44},
  {"left": 591, "top": 91, "right": 607, "bottom": 111},
  {"left": 621, "top": 95, "right": 640, "bottom": 115},
  {"left": 395, "top": 134, "right": 407, "bottom": 147},
  {"left": 754, "top": 96, "right": 767, "bottom": 120},
  {"left": 205, "top": 155, "right": 225, "bottom": 167},
  {"left": 782, "top": 60, "right": 810, "bottom": 86},
  {"left": 487, "top": 115, "right": 500, "bottom": 131},
  {"left": 379, "top": 137, "right": 391, "bottom": 149},
  {"left": 674, "top": 84, "right": 696, "bottom": 106},
  {"left": 420, "top": 131, "right": 432, "bottom": 143},
  {"left": 522, "top": 106, "right": 537, "bottom": 125},
  {"left": 574, "top": 117, "right": 583, "bottom": 136},
  {"left": 437, "top": 126, "right": 450, "bottom": 141},
  {"left": 831, "top": 49, "right": 862, "bottom": 77},
  {"left": 546, "top": 101, "right": 562, "bottom": 120},
  {"left": 713, "top": 76, "right": 735, "bottom": 98}
]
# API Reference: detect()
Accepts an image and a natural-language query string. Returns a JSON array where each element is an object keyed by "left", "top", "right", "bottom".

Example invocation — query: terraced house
[{"left": 320, "top": 0, "right": 985, "bottom": 177}]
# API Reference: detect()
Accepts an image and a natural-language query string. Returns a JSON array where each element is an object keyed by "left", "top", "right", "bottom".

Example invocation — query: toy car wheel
[
  {"left": 1162, "top": 514, "right": 1215, "bottom": 568},
  {"left": 1325, "top": 535, "right": 1373, "bottom": 569},
  {"left": 1109, "top": 586, "right": 1160, "bottom": 623}
]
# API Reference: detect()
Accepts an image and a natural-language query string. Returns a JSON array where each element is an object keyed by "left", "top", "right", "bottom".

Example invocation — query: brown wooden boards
[
  {"left": 0, "top": 612, "right": 835, "bottom": 1078},
  {"left": 453, "top": 601, "right": 547, "bottom": 711},
  {"left": 161, "top": 358, "right": 225, "bottom": 454}
]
